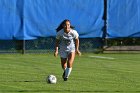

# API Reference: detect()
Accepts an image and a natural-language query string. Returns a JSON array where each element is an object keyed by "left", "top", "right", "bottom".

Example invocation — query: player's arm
[
  {"left": 54, "top": 39, "right": 59, "bottom": 57},
  {"left": 75, "top": 38, "right": 81, "bottom": 56}
]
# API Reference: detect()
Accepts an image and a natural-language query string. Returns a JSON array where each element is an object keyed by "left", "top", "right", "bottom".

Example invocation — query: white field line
[{"left": 89, "top": 56, "right": 115, "bottom": 60}]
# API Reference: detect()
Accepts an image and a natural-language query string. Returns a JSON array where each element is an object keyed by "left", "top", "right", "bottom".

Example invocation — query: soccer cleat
[
  {"left": 64, "top": 78, "right": 68, "bottom": 81},
  {"left": 62, "top": 71, "right": 68, "bottom": 81}
]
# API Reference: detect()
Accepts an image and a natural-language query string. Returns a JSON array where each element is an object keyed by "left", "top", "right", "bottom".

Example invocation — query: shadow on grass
[{"left": 0, "top": 80, "right": 42, "bottom": 82}]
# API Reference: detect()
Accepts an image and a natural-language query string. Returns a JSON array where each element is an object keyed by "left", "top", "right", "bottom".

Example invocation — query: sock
[
  {"left": 63, "top": 67, "right": 66, "bottom": 71},
  {"left": 65, "top": 67, "right": 72, "bottom": 78}
]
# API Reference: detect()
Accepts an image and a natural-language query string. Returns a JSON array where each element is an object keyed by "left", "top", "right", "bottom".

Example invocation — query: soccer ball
[{"left": 47, "top": 75, "right": 57, "bottom": 84}]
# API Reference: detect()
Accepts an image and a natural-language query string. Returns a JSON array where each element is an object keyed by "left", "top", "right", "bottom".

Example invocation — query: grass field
[{"left": 0, "top": 53, "right": 140, "bottom": 93}]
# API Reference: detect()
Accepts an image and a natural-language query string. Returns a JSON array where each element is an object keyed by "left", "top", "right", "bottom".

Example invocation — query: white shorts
[{"left": 60, "top": 50, "right": 75, "bottom": 58}]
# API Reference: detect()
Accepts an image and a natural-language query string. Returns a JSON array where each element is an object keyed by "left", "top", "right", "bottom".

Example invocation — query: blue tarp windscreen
[
  {"left": 0, "top": 0, "right": 23, "bottom": 40},
  {"left": 0, "top": 0, "right": 104, "bottom": 40},
  {"left": 107, "top": 0, "right": 140, "bottom": 38}
]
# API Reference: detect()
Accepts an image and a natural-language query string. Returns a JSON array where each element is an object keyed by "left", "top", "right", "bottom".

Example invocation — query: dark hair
[{"left": 56, "top": 19, "right": 74, "bottom": 32}]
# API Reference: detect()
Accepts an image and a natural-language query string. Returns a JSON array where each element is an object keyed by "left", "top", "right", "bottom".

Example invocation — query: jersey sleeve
[{"left": 73, "top": 30, "right": 79, "bottom": 39}]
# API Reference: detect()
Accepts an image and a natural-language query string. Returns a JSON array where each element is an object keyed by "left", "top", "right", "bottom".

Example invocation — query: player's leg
[
  {"left": 60, "top": 50, "right": 68, "bottom": 70},
  {"left": 64, "top": 51, "right": 75, "bottom": 80},
  {"left": 61, "top": 58, "right": 67, "bottom": 79},
  {"left": 61, "top": 58, "right": 67, "bottom": 70},
  {"left": 60, "top": 50, "right": 68, "bottom": 79}
]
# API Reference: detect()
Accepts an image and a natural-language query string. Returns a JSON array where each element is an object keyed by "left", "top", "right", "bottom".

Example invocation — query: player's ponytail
[{"left": 56, "top": 19, "right": 74, "bottom": 32}]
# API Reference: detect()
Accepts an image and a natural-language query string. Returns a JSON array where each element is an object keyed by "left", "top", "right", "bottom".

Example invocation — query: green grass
[{"left": 0, "top": 53, "right": 140, "bottom": 93}]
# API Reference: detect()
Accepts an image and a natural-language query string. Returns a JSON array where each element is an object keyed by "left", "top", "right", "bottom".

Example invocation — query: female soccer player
[{"left": 54, "top": 19, "right": 81, "bottom": 81}]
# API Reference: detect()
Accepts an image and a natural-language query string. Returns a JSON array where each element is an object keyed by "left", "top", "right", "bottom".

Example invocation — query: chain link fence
[
  {"left": 0, "top": 37, "right": 103, "bottom": 54},
  {"left": 1, "top": 37, "right": 140, "bottom": 54}
]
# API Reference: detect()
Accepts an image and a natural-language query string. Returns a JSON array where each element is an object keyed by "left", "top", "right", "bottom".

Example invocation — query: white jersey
[{"left": 56, "top": 29, "right": 79, "bottom": 52}]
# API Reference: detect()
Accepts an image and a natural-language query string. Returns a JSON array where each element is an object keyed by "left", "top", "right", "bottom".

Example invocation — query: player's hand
[
  {"left": 76, "top": 50, "right": 81, "bottom": 56},
  {"left": 54, "top": 51, "right": 58, "bottom": 57}
]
